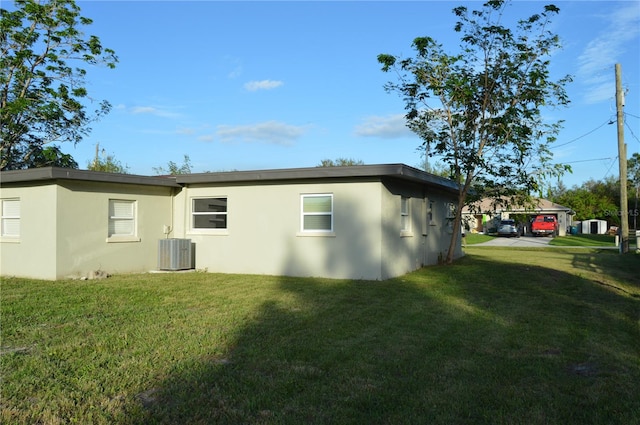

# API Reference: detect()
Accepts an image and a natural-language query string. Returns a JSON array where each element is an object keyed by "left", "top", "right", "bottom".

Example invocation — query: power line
[
  {"left": 625, "top": 120, "right": 639, "bottom": 144},
  {"left": 626, "top": 112, "right": 640, "bottom": 119},
  {"left": 603, "top": 156, "right": 618, "bottom": 180},
  {"left": 550, "top": 119, "right": 611, "bottom": 149},
  {"left": 560, "top": 157, "right": 616, "bottom": 164}
]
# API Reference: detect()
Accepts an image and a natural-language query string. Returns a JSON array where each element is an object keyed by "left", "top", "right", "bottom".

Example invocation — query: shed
[{"left": 577, "top": 219, "right": 608, "bottom": 235}]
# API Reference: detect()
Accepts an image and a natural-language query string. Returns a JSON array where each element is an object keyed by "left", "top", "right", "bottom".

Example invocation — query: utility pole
[{"left": 615, "top": 63, "right": 629, "bottom": 254}]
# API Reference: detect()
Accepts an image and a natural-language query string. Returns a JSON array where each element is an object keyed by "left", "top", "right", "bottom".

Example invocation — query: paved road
[{"left": 471, "top": 235, "right": 554, "bottom": 247}]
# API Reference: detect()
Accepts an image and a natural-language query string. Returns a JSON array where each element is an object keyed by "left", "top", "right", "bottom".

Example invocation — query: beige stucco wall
[
  {"left": 54, "top": 181, "right": 174, "bottom": 278},
  {"left": 1, "top": 174, "right": 461, "bottom": 281},
  {"left": 1, "top": 183, "right": 58, "bottom": 280},
  {"left": 173, "top": 180, "right": 386, "bottom": 280},
  {"left": 379, "top": 180, "right": 462, "bottom": 279},
  {"left": 173, "top": 179, "right": 462, "bottom": 280},
  {"left": 1, "top": 180, "right": 173, "bottom": 280}
]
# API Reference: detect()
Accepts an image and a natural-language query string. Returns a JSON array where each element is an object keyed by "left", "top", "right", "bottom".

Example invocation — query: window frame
[
  {"left": 400, "top": 196, "right": 412, "bottom": 237},
  {"left": 190, "top": 197, "right": 229, "bottom": 234},
  {"left": 428, "top": 199, "right": 436, "bottom": 225},
  {"left": 299, "top": 193, "right": 334, "bottom": 235},
  {"left": 1, "top": 198, "right": 20, "bottom": 240},
  {"left": 107, "top": 199, "right": 139, "bottom": 243}
]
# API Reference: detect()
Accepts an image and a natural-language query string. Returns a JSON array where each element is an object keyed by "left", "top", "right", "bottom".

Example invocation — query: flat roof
[
  {"left": 0, "top": 164, "right": 459, "bottom": 193},
  {"left": 176, "top": 164, "right": 460, "bottom": 192},
  {"left": 0, "top": 167, "right": 180, "bottom": 187}
]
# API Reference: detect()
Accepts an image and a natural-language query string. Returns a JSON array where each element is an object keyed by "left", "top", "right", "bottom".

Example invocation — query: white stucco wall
[
  {"left": 1, "top": 184, "right": 58, "bottom": 280},
  {"left": 173, "top": 178, "right": 461, "bottom": 280},
  {"left": 54, "top": 181, "right": 174, "bottom": 278},
  {"left": 1, "top": 180, "right": 173, "bottom": 280},
  {"left": 173, "top": 180, "right": 386, "bottom": 280},
  {"left": 1, "top": 170, "right": 461, "bottom": 281}
]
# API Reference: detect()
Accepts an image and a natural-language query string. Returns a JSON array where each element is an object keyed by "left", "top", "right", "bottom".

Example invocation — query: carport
[{"left": 462, "top": 197, "right": 574, "bottom": 236}]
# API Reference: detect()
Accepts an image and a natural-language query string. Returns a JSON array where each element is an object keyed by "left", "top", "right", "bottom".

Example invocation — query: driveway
[{"left": 471, "top": 235, "right": 555, "bottom": 248}]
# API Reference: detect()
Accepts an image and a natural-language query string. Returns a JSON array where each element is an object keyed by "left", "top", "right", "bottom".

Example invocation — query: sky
[{"left": 41, "top": 1, "right": 640, "bottom": 187}]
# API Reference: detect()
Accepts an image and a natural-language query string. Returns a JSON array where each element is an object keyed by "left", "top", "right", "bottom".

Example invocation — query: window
[
  {"left": 108, "top": 199, "right": 136, "bottom": 238},
  {"left": 192, "top": 198, "right": 227, "bottom": 229},
  {"left": 1, "top": 199, "right": 20, "bottom": 238},
  {"left": 446, "top": 202, "right": 456, "bottom": 219},
  {"left": 301, "top": 194, "right": 333, "bottom": 232},
  {"left": 401, "top": 196, "right": 411, "bottom": 235},
  {"left": 428, "top": 200, "right": 435, "bottom": 224}
]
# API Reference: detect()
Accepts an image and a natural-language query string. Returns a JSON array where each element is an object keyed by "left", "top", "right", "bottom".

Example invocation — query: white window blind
[
  {"left": 1, "top": 199, "right": 20, "bottom": 237},
  {"left": 109, "top": 200, "right": 135, "bottom": 237},
  {"left": 302, "top": 194, "right": 333, "bottom": 232}
]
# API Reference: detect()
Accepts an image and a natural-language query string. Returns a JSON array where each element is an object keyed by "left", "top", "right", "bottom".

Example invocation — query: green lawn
[
  {"left": 550, "top": 233, "right": 618, "bottom": 247},
  {"left": 463, "top": 232, "right": 495, "bottom": 245},
  {"left": 2, "top": 249, "right": 639, "bottom": 424}
]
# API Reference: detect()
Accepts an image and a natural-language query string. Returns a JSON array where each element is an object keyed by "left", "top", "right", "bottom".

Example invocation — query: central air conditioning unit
[{"left": 158, "top": 238, "right": 193, "bottom": 271}]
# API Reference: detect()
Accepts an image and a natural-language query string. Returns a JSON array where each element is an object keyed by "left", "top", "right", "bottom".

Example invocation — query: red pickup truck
[{"left": 530, "top": 215, "right": 558, "bottom": 236}]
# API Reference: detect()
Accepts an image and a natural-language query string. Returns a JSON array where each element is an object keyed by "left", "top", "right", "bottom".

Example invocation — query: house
[
  {"left": 462, "top": 197, "right": 574, "bottom": 236},
  {"left": 0, "top": 164, "right": 463, "bottom": 281}
]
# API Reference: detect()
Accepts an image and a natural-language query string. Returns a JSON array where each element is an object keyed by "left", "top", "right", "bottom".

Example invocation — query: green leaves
[
  {"left": 378, "top": 0, "right": 571, "bottom": 263},
  {"left": 1, "top": 0, "right": 118, "bottom": 170}
]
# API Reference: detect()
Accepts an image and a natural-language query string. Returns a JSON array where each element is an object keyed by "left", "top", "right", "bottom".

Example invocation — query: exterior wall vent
[{"left": 158, "top": 238, "right": 193, "bottom": 270}]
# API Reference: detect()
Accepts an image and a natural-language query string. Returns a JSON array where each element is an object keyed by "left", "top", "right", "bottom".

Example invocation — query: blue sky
[{"left": 64, "top": 1, "right": 640, "bottom": 188}]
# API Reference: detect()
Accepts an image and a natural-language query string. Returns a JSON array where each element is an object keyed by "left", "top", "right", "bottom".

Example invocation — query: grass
[
  {"left": 464, "top": 232, "right": 495, "bottom": 245},
  {"left": 2, "top": 249, "right": 639, "bottom": 424},
  {"left": 550, "top": 233, "right": 639, "bottom": 248},
  {"left": 550, "top": 233, "right": 618, "bottom": 247}
]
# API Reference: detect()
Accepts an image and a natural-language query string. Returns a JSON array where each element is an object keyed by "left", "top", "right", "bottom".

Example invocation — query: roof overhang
[
  {"left": 0, "top": 164, "right": 460, "bottom": 193},
  {"left": 0, "top": 167, "right": 180, "bottom": 188},
  {"left": 176, "top": 163, "right": 460, "bottom": 193}
]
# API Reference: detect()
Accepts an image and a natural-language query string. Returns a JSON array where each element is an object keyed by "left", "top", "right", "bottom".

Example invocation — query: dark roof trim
[
  {"left": 0, "top": 167, "right": 180, "bottom": 187},
  {"left": 0, "top": 164, "right": 460, "bottom": 193},
  {"left": 176, "top": 164, "right": 460, "bottom": 192}
]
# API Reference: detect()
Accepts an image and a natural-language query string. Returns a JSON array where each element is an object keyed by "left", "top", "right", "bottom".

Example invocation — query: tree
[
  {"left": 317, "top": 158, "right": 365, "bottom": 167},
  {"left": 153, "top": 155, "right": 192, "bottom": 175},
  {"left": 416, "top": 150, "right": 452, "bottom": 178},
  {"left": 87, "top": 144, "right": 128, "bottom": 173},
  {"left": 378, "top": 0, "right": 571, "bottom": 263},
  {"left": 549, "top": 176, "right": 623, "bottom": 225},
  {"left": 1, "top": 0, "right": 118, "bottom": 170}
]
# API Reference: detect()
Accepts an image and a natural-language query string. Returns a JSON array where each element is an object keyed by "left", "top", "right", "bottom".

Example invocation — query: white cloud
[
  {"left": 216, "top": 121, "right": 305, "bottom": 145},
  {"left": 130, "top": 106, "right": 180, "bottom": 118},
  {"left": 354, "top": 114, "right": 413, "bottom": 139},
  {"left": 197, "top": 134, "right": 214, "bottom": 142},
  {"left": 577, "top": 3, "right": 640, "bottom": 104},
  {"left": 244, "top": 80, "right": 284, "bottom": 92},
  {"left": 175, "top": 127, "right": 195, "bottom": 135}
]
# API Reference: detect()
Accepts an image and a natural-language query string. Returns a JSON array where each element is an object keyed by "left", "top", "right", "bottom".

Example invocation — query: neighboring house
[
  {"left": 0, "top": 164, "right": 463, "bottom": 281},
  {"left": 462, "top": 197, "right": 574, "bottom": 236}
]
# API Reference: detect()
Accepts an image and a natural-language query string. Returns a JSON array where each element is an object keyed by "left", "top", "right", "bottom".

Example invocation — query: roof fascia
[
  {"left": 176, "top": 164, "right": 460, "bottom": 192},
  {"left": 0, "top": 167, "right": 179, "bottom": 188}
]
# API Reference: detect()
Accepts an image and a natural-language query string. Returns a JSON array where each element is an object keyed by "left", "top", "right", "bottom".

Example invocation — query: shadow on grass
[{"left": 135, "top": 253, "right": 640, "bottom": 425}]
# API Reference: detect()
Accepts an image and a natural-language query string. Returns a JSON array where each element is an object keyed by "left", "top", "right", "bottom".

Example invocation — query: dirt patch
[{"left": 137, "top": 388, "right": 161, "bottom": 408}]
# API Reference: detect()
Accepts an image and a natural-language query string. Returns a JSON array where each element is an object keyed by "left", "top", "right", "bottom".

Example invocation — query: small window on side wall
[
  {"left": 108, "top": 199, "right": 136, "bottom": 238},
  {"left": 192, "top": 198, "right": 228, "bottom": 230},
  {"left": 1, "top": 198, "right": 20, "bottom": 238},
  {"left": 401, "top": 196, "right": 411, "bottom": 235},
  {"left": 301, "top": 194, "right": 333, "bottom": 232}
]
